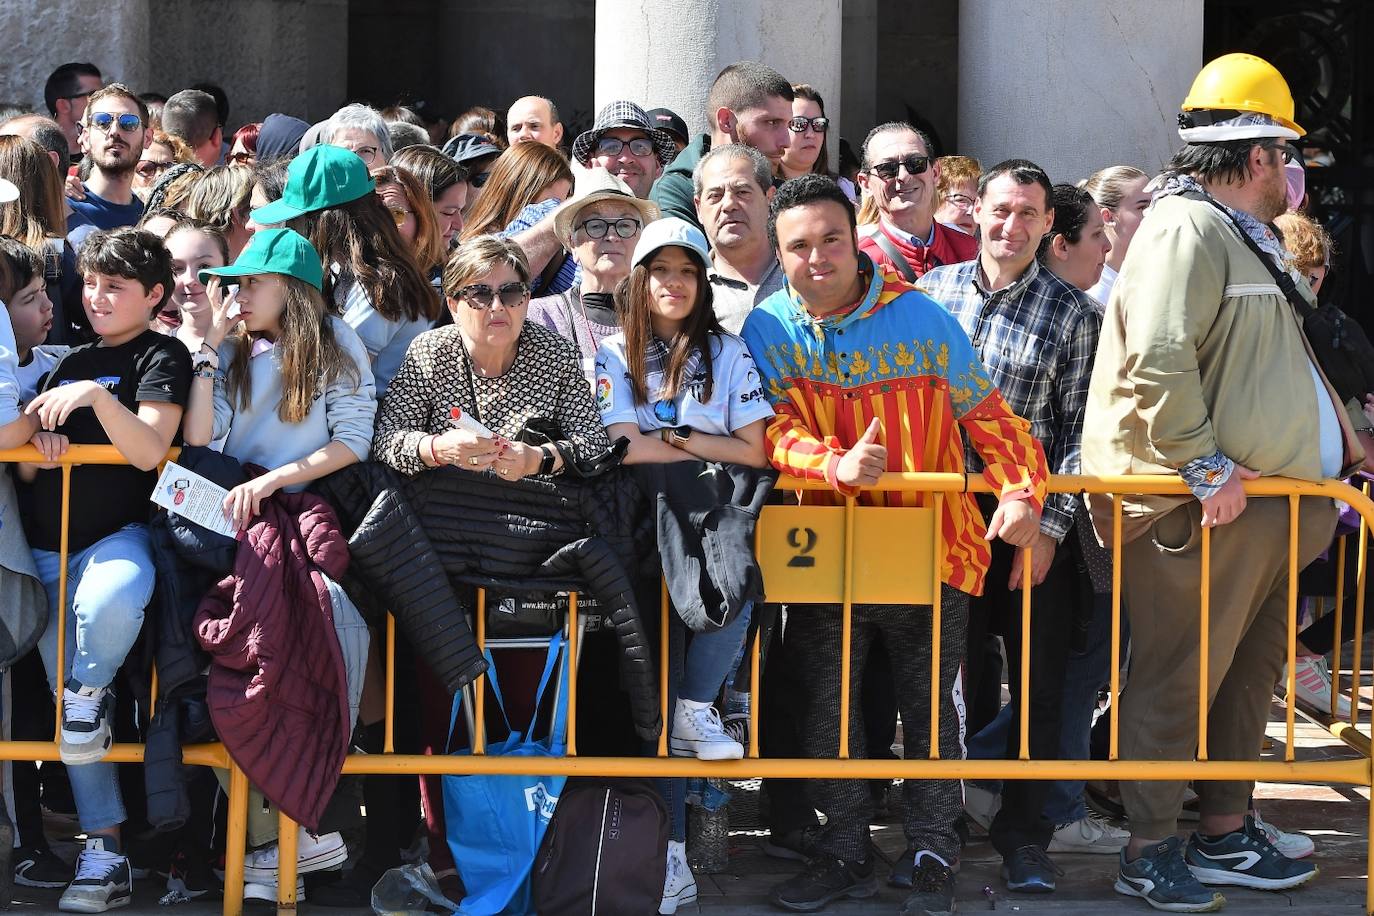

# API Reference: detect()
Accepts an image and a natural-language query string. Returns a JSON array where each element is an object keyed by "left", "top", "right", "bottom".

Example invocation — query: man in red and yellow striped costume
[{"left": 740, "top": 175, "right": 1046, "bottom": 914}]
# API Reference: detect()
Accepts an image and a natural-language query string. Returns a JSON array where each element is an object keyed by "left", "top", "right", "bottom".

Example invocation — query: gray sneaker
[
  {"left": 59, "top": 836, "right": 132, "bottom": 914},
  {"left": 59, "top": 680, "right": 114, "bottom": 766},
  {"left": 1185, "top": 815, "right": 1318, "bottom": 890},
  {"left": 1115, "top": 836, "right": 1223, "bottom": 913}
]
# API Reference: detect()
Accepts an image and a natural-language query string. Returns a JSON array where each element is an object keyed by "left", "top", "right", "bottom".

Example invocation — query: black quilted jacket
[{"left": 314, "top": 462, "right": 662, "bottom": 740}]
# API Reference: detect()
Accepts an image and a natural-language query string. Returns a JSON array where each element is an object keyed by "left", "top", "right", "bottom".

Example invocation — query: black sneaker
[
  {"left": 1115, "top": 835, "right": 1224, "bottom": 913},
  {"left": 15, "top": 843, "right": 72, "bottom": 889},
  {"left": 899, "top": 851, "right": 956, "bottom": 915},
  {"left": 1185, "top": 815, "right": 1318, "bottom": 891},
  {"left": 1001, "top": 844, "right": 1062, "bottom": 893},
  {"left": 58, "top": 836, "right": 133, "bottom": 913},
  {"left": 761, "top": 825, "right": 820, "bottom": 862},
  {"left": 769, "top": 854, "right": 878, "bottom": 912}
]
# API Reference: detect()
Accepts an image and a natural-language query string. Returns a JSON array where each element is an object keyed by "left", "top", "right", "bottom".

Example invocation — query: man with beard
[
  {"left": 1084, "top": 53, "right": 1361, "bottom": 911},
  {"left": 694, "top": 144, "right": 782, "bottom": 333},
  {"left": 69, "top": 84, "right": 150, "bottom": 230},
  {"left": 856, "top": 123, "right": 975, "bottom": 281}
]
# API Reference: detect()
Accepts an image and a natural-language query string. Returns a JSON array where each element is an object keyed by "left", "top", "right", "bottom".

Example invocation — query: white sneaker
[
  {"left": 1049, "top": 813, "right": 1130, "bottom": 854},
  {"left": 243, "top": 876, "right": 305, "bottom": 904},
  {"left": 242, "top": 828, "right": 347, "bottom": 882},
  {"left": 670, "top": 700, "right": 743, "bottom": 761},
  {"left": 1253, "top": 808, "right": 1315, "bottom": 859},
  {"left": 60, "top": 681, "right": 114, "bottom": 766},
  {"left": 1286, "top": 655, "right": 1353, "bottom": 719},
  {"left": 59, "top": 837, "right": 132, "bottom": 913},
  {"left": 963, "top": 782, "right": 1001, "bottom": 832},
  {"left": 659, "top": 839, "right": 698, "bottom": 914}
]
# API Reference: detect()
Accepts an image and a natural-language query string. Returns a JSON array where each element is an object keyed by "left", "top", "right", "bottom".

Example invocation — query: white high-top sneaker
[
  {"left": 670, "top": 699, "right": 744, "bottom": 761},
  {"left": 659, "top": 840, "right": 698, "bottom": 914}
]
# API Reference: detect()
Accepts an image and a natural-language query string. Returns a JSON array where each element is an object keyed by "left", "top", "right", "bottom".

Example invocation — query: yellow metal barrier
[{"left": 2, "top": 445, "right": 1372, "bottom": 914}]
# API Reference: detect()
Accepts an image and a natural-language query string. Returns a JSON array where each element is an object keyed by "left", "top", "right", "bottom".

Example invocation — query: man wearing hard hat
[{"left": 1083, "top": 53, "right": 1366, "bottom": 912}]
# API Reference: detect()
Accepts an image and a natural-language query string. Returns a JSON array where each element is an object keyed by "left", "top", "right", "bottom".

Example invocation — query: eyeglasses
[
  {"left": 595, "top": 136, "right": 656, "bottom": 158},
  {"left": 788, "top": 116, "right": 829, "bottom": 134},
  {"left": 575, "top": 217, "right": 642, "bottom": 240},
  {"left": 389, "top": 207, "right": 413, "bottom": 228},
  {"left": 88, "top": 112, "right": 142, "bottom": 134},
  {"left": 135, "top": 159, "right": 172, "bottom": 179},
  {"left": 1260, "top": 140, "right": 1301, "bottom": 166},
  {"left": 867, "top": 154, "right": 930, "bottom": 181},
  {"left": 653, "top": 399, "right": 679, "bottom": 425},
  {"left": 470, "top": 171, "right": 492, "bottom": 189},
  {"left": 942, "top": 192, "right": 975, "bottom": 211},
  {"left": 228, "top": 151, "right": 254, "bottom": 165},
  {"left": 62, "top": 89, "right": 97, "bottom": 102},
  {"left": 350, "top": 146, "right": 379, "bottom": 164},
  {"left": 458, "top": 281, "right": 530, "bottom": 309}
]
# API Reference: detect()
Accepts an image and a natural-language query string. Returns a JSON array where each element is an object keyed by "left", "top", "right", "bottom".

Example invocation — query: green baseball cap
[
  {"left": 199, "top": 228, "right": 325, "bottom": 291},
  {"left": 248, "top": 144, "right": 375, "bottom": 225}
]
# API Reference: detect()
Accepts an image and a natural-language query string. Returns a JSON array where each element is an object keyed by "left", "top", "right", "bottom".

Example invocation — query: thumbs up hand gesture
[{"left": 835, "top": 418, "right": 888, "bottom": 489}]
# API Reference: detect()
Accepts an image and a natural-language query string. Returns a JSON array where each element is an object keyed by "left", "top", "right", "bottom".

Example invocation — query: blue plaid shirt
[{"left": 920, "top": 258, "right": 1102, "bottom": 541}]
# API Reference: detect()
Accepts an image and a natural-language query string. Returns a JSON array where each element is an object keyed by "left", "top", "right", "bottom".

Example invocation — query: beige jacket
[{"left": 1083, "top": 193, "right": 1364, "bottom": 544}]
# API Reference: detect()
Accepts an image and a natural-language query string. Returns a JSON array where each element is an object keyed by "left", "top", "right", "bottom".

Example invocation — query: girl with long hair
[
  {"left": 250, "top": 144, "right": 437, "bottom": 397},
  {"left": 0, "top": 134, "right": 92, "bottom": 344},
  {"left": 159, "top": 219, "right": 230, "bottom": 353},
  {"left": 183, "top": 227, "right": 376, "bottom": 528},
  {"left": 594, "top": 217, "right": 774, "bottom": 912}
]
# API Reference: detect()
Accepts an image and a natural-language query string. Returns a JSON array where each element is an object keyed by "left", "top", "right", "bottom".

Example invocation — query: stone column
[
  {"left": 840, "top": 0, "right": 877, "bottom": 146},
  {"left": 957, "top": 0, "right": 1203, "bottom": 183},
  {"left": 0, "top": 0, "right": 151, "bottom": 113},
  {"left": 594, "top": 0, "right": 842, "bottom": 156}
]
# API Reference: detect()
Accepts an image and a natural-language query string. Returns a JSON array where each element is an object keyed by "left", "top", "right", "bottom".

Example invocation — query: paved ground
[{"left": 9, "top": 700, "right": 1373, "bottom": 914}]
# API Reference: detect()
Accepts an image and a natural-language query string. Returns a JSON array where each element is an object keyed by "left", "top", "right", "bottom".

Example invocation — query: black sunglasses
[
  {"left": 867, "top": 154, "right": 930, "bottom": 181},
  {"left": 575, "top": 217, "right": 642, "bottom": 240},
  {"left": 458, "top": 281, "right": 529, "bottom": 309},
  {"left": 788, "top": 116, "right": 829, "bottom": 134}
]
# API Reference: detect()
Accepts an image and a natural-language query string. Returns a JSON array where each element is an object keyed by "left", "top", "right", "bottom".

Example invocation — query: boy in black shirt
[{"left": 19, "top": 228, "right": 190, "bottom": 914}]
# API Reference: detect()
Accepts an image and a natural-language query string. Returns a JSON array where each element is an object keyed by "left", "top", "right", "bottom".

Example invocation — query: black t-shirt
[{"left": 25, "top": 330, "right": 192, "bottom": 552}]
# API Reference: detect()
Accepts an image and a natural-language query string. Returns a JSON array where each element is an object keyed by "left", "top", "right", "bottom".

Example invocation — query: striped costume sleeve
[
  {"left": 764, "top": 405, "right": 856, "bottom": 496},
  {"left": 961, "top": 388, "right": 1048, "bottom": 510},
  {"left": 942, "top": 322, "right": 1047, "bottom": 508}
]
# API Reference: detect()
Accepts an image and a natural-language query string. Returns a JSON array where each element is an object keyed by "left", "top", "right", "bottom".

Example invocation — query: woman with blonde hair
[
  {"left": 0, "top": 134, "right": 91, "bottom": 343},
  {"left": 185, "top": 165, "right": 255, "bottom": 259},
  {"left": 133, "top": 130, "right": 195, "bottom": 199}
]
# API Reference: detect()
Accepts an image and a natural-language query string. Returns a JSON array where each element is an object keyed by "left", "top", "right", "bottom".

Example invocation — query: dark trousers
[
  {"left": 791, "top": 589, "right": 969, "bottom": 863},
  {"left": 760, "top": 605, "right": 819, "bottom": 836},
  {"left": 965, "top": 536, "right": 1077, "bottom": 858}
]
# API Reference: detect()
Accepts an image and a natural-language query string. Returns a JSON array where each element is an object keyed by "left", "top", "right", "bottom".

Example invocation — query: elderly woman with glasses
[
  {"left": 374, "top": 235, "right": 610, "bottom": 480},
  {"left": 526, "top": 168, "right": 659, "bottom": 385}
]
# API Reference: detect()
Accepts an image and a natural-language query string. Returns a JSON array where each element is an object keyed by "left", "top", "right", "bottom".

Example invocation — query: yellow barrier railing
[{"left": 2, "top": 446, "right": 1371, "bottom": 915}]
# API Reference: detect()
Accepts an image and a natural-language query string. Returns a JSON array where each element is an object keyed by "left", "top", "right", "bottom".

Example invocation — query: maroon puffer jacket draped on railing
[{"left": 194, "top": 488, "right": 352, "bottom": 831}]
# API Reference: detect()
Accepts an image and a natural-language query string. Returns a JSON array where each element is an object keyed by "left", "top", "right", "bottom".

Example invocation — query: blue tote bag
[{"left": 443, "top": 632, "right": 568, "bottom": 916}]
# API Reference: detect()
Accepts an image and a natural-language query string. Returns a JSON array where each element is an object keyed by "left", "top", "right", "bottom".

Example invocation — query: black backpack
[
  {"left": 532, "top": 778, "right": 668, "bottom": 916},
  {"left": 1185, "top": 190, "right": 1374, "bottom": 406}
]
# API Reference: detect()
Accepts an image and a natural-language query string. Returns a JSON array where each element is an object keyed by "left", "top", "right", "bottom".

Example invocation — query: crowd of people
[{"left": 0, "top": 50, "right": 1365, "bottom": 916}]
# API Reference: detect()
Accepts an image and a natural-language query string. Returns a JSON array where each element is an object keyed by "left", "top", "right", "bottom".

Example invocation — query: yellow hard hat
[{"left": 1182, "top": 52, "right": 1305, "bottom": 137}]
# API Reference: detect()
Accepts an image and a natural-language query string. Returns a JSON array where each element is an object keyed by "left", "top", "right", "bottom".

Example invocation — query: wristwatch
[
  {"left": 537, "top": 444, "right": 557, "bottom": 475},
  {"left": 669, "top": 426, "right": 693, "bottom": 449}
]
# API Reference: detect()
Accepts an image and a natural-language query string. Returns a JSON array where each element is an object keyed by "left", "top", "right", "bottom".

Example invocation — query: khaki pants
[{"left": 1118, "top": 496, "right": 1338, "bottom": 839}]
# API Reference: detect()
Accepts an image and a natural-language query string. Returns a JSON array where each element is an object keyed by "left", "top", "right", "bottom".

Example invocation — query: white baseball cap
[
  {"left": 0, "top": 178, "right": 17, "bottom": 204},
  {"left": 630, "top": 216, "right": 712, "bottom": 271}
]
